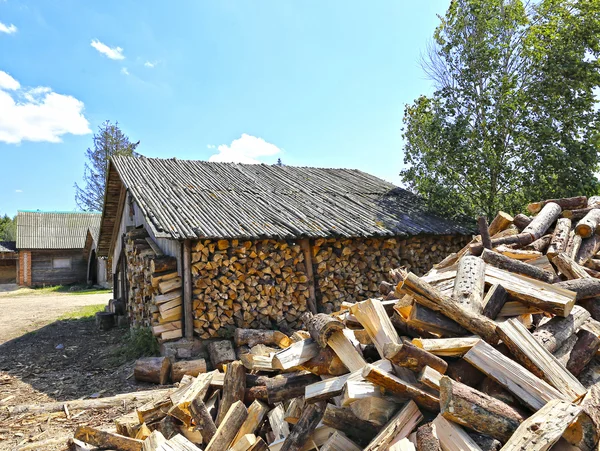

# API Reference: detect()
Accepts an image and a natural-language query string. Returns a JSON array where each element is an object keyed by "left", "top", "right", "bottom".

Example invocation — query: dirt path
[{"left": 0, "top": 292, "right": 111, "bottom": 344}]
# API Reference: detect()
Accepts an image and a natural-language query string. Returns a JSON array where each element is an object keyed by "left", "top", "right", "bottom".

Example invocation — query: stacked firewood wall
[
  {"left": 124, "top": 228, "right": 183, "bottom": 341},
  {"left": 191, "top": 239, "right": 310, "bottom": 339},
  {"left": 315, "top": 235, "right": 470, "bottom": 313}
]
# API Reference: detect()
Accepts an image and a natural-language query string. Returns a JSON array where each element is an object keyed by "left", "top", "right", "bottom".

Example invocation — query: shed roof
[
  {"left": 97, "top": 156, "right": 472, "bottom": 256},
  {"left": 16, "top": 211, "right": 102, "bottom": 250},
  {"left": 0, "top": 241, "right": 16, "bottom": 253}
]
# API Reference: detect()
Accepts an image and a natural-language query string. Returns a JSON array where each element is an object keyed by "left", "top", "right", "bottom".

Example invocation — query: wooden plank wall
[{"left": 31, "top": 249, "right": 87, "bottom": 286}]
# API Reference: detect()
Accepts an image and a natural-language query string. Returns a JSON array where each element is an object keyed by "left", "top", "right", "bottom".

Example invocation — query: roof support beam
[
  {"left": 182, "top": 239, "right": 194, "bottom": 339},
  {"left": 300, "top": 238, "right": 318, "bottom": 314}
]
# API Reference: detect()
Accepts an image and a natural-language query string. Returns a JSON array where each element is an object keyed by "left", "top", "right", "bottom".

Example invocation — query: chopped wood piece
[
  {"left": 142, "top": 431, "right": 167, "bottom": 451},
  {"left": 531, "top": 305, "right": 590, "bottom": 353},
  {"left": 234, "top": 329, "right": 291, "bottom": 349},
  {"left": 552, "top": 253, "right": 591, "bottom": 280},
  {"left": 412, "top": 336, "right": 480, "bottom": 357},
  {"left": 482, "top": 249, "right": 555, "bottom": 283},
  {"left": 216, "top": 360, "right": 246, "bottom": 426},
  {"left": 497, "top": 301, "right": 544, "bottom": 317},
  {"left": 233, "top": 399, "right": 269, "bottom": 446},
  {"left": 481, "top": 284, "right": 508, "bottom": 319},
  {"left": 528, "top": 196, "right": 587, "bottom": 214},
  {"left": 478, "top": 217, "right": 493, "bottom": 250},
  {"left": 341, "top": 380, "right": 381, "bottom": 406},
  {"left": 303, "top": 312, "right": 345, "bottom": 348},
  {"left": 171, "top": 359, "right": 207, "bottom": 383},
  {"left": 349, "top": 298, "right": 401, "bottom": 358},
  {"left": 279, "top": 401, "right": 326, "bottom": 451},
  {"left": 205, "top": 400, "right": 248, "bottom": 451},
  {"left": 547, "top": 217, "right": 572, "bottom": 259},
  {"left": 391, "top": 269, "right": 500, "bottom": 345},
  {"left": 363, "top": 400, "right": 423, "bottom": 451},
  {"left": 272, "top": 339, "right": 319, "bottom": 370},
  {"left": 488, "top": 211, "right": 514, "bottom": 235},
  {"left": 283, "top": 397, "right": 305, "bottom": 424},
  {"left": 439, "top": 376, "right": 524, "bottom": 442},
  {"left": 512, "top": 214, "right": 532, "bottom": 231},
  {"left": 322, "top": 404, "right": 380, "bottom": 446},
  {"left": 523, "top": 234, "right": 552, "bottom": 253},
  {"left": 300, "top": 345, "right": 348, "bottom": 376},
  {"left": 269, "top": 403, "right": 290, "bottom": 441},
  {"left": 349, "top": 396, "right": 399, "bottom": 426},
  {"left": 470, "top": 233, "right": 534, "bottom": 256},
  {"left": 576, "top": 208, "right": 600, "bottom": 238},
  {"left": 74, "top": 426, "right": 143, "bottom": 451},
  {"left": 453, "top": 256, "right": 486, "bottom": 313},
  {"left": 523, "top": 202, "right": 562, "bottom": 239},
  {"left": 416, "top": 422, "right": 441, "bottom": 451},
  {"left": 326, "top": 330, "right": 367, "bottom": 372},
  {"left": 134, "top": 357, "right": 171, "bottom": 385},
  {"left": 500, "top": 399, "right": 582, "bottom": 451},
  {"left": 207, "top": 340, "right": 236, "bottom": 371},
  {"left": 408, "top": 303, "right": 467, "bottom": 337},
  {"left": 432, "top": 415, "right": 483, "bottom": 451},
  {"left": 384, "top": 341, "right": 448, "bottom": 374},
  {"left": 464, "top": 340, "right": 564, "bottom": 411},
  {"left": 576, "top": 235, "right": 600, "bottom": 265},
  {"left": 557, "top": 278, "right": 600, "bottom": 300},
  {"left": 362, "top": 364, "right": 439, "bottom": 412},
  {"left": 566, "top": 329, "right": 600, "bottom": 376},
  {"left": 190, "top": 397, "right": 216, "bottom": 445},
  {"left": 417, "top": 366, "right": 443, "bottom": 391},
  {"left": 496, "top": 318, "right": 587, "bottom": 400},
  {"left": 320, "top": 431, "right": 361, "bottom": 451},
  {"left": 266, "top": 372, "right": 320, "bottom": 404}
]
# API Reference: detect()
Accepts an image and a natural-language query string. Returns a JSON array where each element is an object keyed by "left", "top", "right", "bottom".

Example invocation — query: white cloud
[
  {"left": 208, "top": 133, "right": 282, "bottom": 164},
  {"left": 144, "top": 61, "right": 155, "bottom": 68},
  {"left": 207, "top": 144, "right": 215, "bottom": 149},
  {"left": 0, "top": 70, "right": 91, "bottom": 144},
  {"left": 121, "top": 67, "right": 129, "bottom": 75},
  {"left": 0, "top": 22, "right": 17, "bottom": 34},
  {"left": 15, "top": 189, "right": 22, "bottom": 193},
  {"left": 90, "top": 39, "right": 125, "bottom": 60}
]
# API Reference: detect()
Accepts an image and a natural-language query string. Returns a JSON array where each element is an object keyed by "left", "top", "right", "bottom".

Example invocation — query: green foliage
[
  {"left": 74, "top": 120, "right": 140, "bottom": 212},
  {"left": 402, "top": 0, "right": 600, "bottom": 219},
  {"left": 111, "top": 327, "right": 160, "bottom": 363},
  {"left": 0, "top": 214, "right": 16, "bottom": 241}
]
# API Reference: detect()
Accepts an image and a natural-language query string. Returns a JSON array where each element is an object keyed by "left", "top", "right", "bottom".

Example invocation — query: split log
[
  {"left": 566, "top": 329, "right": 600, "bottom": 376},
  {"left": 217, "top": 360, "right": 246, "bottom": 426},
  {"left": 496, "top": 318, "right": 587, "bottom": 400},
  {"left": 408, "top": 303, "right": 467, "bottom": 337},
  {"left": 190, "top": 398, "right": 217, "bottom": 445},
  {"left": 527, "top": 196, "right": 587, "bottom": 214},
  {"left": 302, "top": 313, "right": 344, "bottom": 348},
  {"left": 272, "top": 339, "right": 319, "bottom": 370},
  {"left": 452, "top": 256, "right": 486, "bottom": 313},
  {"left": 234, "top": 329, "right": 291, "bottom": 349},
  {"left": 576, "top": 235, "right": 600, "bottom": 265},
  {"left": 548, "top": 218, "right": 572, "bottom": 259},
  {"left": 438, "top": 376, "right": 524, "bottom": 442},
  {"left": 431, "top": 415, "right": 483, "bottom": 451},
  {"left": 349, "top": 298, "right": 401, "bottom": 358},
  {"left": 283, "top": 397, "right": 304, "bottom": 425},
  {"left": 320, "top": 431, "right": 362, "bottom": 451},
  {"left": 266, "top": 372, "right": 320, "bottom": 404},
  {"left": 566, "top": 233, "right": 583, "bottom": 260},
  {"left": 512, "top": 214, "right": 532, "bottom": 231},
  {"left": 207, "top": 340, "right": 236, "bottom": 370},
  {"left": 552, "top": 253, "right": 591, "bottom": 280},
  {"left": 134, "top": 357, "right": 171, "bottom": 385},
  {"left": 522, "top": 202, "right": 562, "bottom": 239},
  {"left": 481, "top": 249, "right": 555, "bottom": 283},
  {"left": 488, "top": 211, "right": 514, "bottom": 236},
  {"left": 362, "top": 364, "right": 440, "bottom": 412},
  {"left": 322, "top": 404, "right": 380, "bottom": 446},
  {"left": 464, "top": 340, "right": 564, "bottom": 411},
  {"left": 268, "top": 403, "right": 290, "bottom": 441},
  {"left": 478, "top": 217, "right": 492, "bottom": 250},
  {"left": 151, "top": 256, "right": 177, "bottom": 274},
  {"left": 74, "top": 426, "right": 143, "bottom": 451},
  {"left": 481, "top": 284, "right": 508, "bottom": 319},
  {"left": 363, "top": 400, "right": 423, "bottom": 451},
  {"left": 384, "top": 341, "right": 448, "bottom": 374},
  {"left": 205, "top": 400, "right": 248, "bottom": 451},
  {"left": 233, "top": 400, "right": 269, "bottom": 446},
  {"left": 300, "top": 346, "right": 348, "bottom": 376},
  {"left": 531, "top": 305, "right": 590, "bottom": 353},
  {"left": 392, "top": 269, "right": 500, "bottom": 344},
  {"left": 557, "top": 278, "right": 600, "bottom": 300},
  {"left": 500, "top": 399, "right": 582, "bottom": 451},
  {"left": 416, "top": 422, "right": 441, "bottom": 451},
  {"left": 412, "top": 336, "right": 480, "bottom": 357},
  {"left": 171, "top": 359, "right": 207, "bottom": 383},
  {"left": 564, "top": 382, "right": 600, "bottom": 451},
  {"left": 279, "top": 401, "right": 326, "bottom": 451},
  {"left": 349, "top": 397, "right": 399, "bottom": 427},
  {"left": 326, "top": 330, "right": 367, "bottom": 372},
  {"left": 576, "top": 209, "right": 600, "bottom": 238}
]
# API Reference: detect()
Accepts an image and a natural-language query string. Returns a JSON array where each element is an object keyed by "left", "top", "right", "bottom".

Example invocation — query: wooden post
[
  {"left": 182, "top": 239, "right": 193, "bottom": 339},
  {"left": 300, "top": 238, "right": 318, "bottom": 314}
]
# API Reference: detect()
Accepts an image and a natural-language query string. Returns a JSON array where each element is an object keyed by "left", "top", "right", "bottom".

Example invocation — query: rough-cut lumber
[
  {"left": 547, "top": 217, "right": 572, "bottom": 259},
  {"left": 452, "top": 256, "right": 486, "bottom": 313},
  {"left": 74, "top": 426, "right": 143, "bottom": 451},
  {"left": 557, "top": 278, "right": 600, "bottom": 300},
  {"left": 478, "top": 217, "right": 493, "bottom": 250},
  {"left": 171, "top": 359, "right": 207, "bottom": 383},
  {"left": 279, "top": 401, "right": 326, "bottom": 451},
  {"left": 384, "top": 341, "right": 448, "bottom": 374},
  {"left": 362, "top": 364, "right": 439, "bottom": 412},
  {"left": 272, "top": 339, "right": 319, "bottom": 370},
  {"left": 207, "top": 340, "right": 236, "bottom": 370},
  {"left": 553, "top": 253, "right": 591, "bottom": 280},
  {"left": 528, "top": 196, "right": 587, "bottom": 214},
  {"left": 496, "top": 318, "right": 587, "bottom": 400},
  {"left": 320, "top": 431, "right": 362, "bottom": 451},
  {"left": 205, "top": 400, "right": 248, "bottom": 451},
  {"left": 416, "top": 422, "right": 441, "bottom": 451},
  {"left": 432, "top": 415, "right": 483, "bottom": 451},
  {"left": 482, "top": 249, "right": 555, "bottom": 283},
  {"left": 190, "top": 397, "right": 216, "bottom": 445},
  {"left": 363, "top": 400, "right": 423, "bottom": 451},
  {"left": 531, "top": 305, "right": 590, "bottom": 353},
  {"left": 566, "top": 329, "right": 600, "bottom": 376},
  {"left": 484, "top": 265, "right": 576, "bottom": 317},
  {"left": 234, "top": 329, "right": 291, "bottom": 349},
  {"left": 412, "top": 336, "right": 480, "bottom": 357},
  {"left": 438, "top": 376, "right": 524, "bottom": 442},
  {"left": 303, "top": 313, "right": 344, "bottom": 348},
  {"left": 216, "top": 360, "right": 246, "bottom": 426},
  {"left": 392, "top": 269, "right": 500, "bottom": 345},
  {"left": 500, "top": 400, "right": 582, "bottom": 451},
  {"left": 134, "top": 357, "right": 171, "bottom": 385},
  {"left": 349, "top": 298, "right": 401, "bottom": 358},
  {"left": 481, "top": 284, "right": 508, "bottom": 319},
  {"left": 349, "top": 396, "right": 399, "bottom": 426},
  {"left": 576, "top": 208, "right": 600, "bottom": 238},
  {"left": 464, "top": 340, "right": 564, "bottom": 411},
  {"left": 522, "top": 202, "right": 562, "bottom": 239},
  {"left": 322, "top": 404, "right": 379, "bottom": 446}
]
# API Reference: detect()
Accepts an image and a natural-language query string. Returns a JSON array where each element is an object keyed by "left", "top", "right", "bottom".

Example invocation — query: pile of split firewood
[{"left": 66, "top": 195, "right": 600, "bottom": 450}]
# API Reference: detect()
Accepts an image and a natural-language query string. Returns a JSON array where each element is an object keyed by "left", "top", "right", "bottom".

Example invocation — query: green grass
[
  {"left": 109, "top": 327, "right": 160, "bottom": 365},
  {"left": 57, "top": 304, "right": 106, "bottom": 320},
  {"left": 6, "top": 285, "right": 112, "bottom": 296}
]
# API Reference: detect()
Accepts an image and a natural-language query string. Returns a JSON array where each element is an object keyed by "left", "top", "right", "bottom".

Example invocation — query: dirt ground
[{"left": 0, "top": 292, "right": 166, "bottom": 451}]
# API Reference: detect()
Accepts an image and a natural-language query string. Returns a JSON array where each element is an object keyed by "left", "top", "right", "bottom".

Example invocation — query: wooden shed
[
  {"left": 97, "top": 156, "right": 473, "bottom": 341},
  {"left": 16, "top": 211, "right": 101, "bottom": 287},
  {"left": 0, "top": 241, "right": 17, "bottom": 284}
]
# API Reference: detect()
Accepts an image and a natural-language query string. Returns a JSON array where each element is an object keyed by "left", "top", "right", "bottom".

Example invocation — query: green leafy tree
[
  {"left": 75, "top": 121, "right": 140, "bottom": 211},
  {"left": 402, "top": 0, "right": 600, "bottom": 219},
  {"left": 0, "top": 214, "right": 16, "bottom": 241}
]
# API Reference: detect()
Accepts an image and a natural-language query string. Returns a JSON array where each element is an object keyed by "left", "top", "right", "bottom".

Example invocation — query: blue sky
[{"left": 0, "top": 1, "right": 448, "bottom": 217}]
